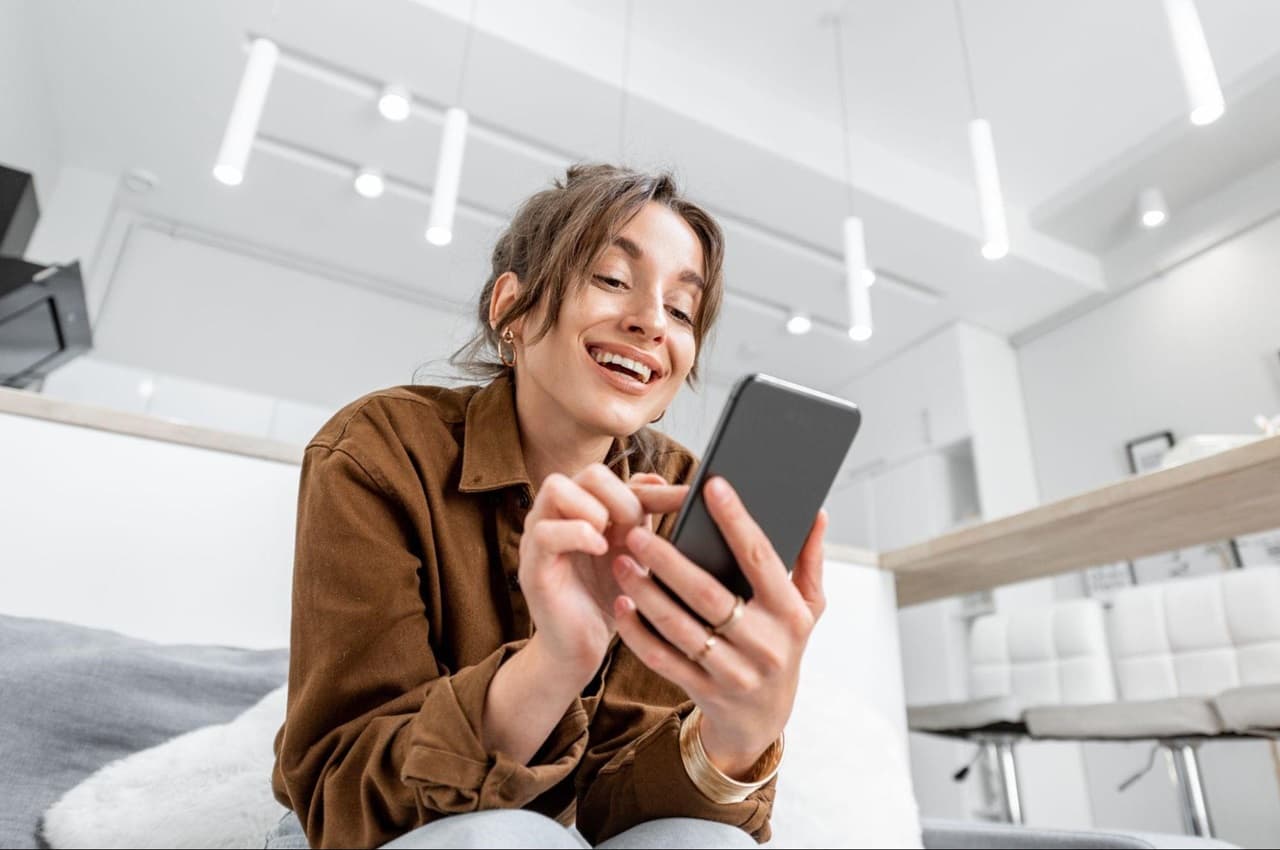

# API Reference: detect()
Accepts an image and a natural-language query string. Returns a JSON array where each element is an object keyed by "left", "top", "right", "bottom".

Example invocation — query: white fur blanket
[
  {"left": 41, "top": 687, "right": 289, "bottom": 849},
  {"left": 41, "top": 686, "right": 920, "bottom": 849}
]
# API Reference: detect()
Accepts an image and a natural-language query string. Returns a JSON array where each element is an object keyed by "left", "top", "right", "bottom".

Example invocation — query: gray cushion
[
  {"left": 0, "top": 614, "right": 287, "bottom": 849},
  {"left": 1025, "top": 697, "right": 1222, "bottom": 740},
  {"left": 1212, "top": 683, "right": 1280, "bottom": 733},
  {"left": 908, "top": 696, "right": 1025, "bottom": 736}
]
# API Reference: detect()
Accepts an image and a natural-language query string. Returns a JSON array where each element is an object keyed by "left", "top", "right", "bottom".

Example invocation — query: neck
[{"left": 513, "top": 370, "right": 615, "bottom": 491}]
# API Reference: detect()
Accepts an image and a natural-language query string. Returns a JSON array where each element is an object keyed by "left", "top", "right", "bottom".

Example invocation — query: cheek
[{"left": 668, "top": 331, "right": 698, "bottom": 381}]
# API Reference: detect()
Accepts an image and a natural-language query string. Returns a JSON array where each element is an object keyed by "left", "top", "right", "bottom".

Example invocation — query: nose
[{"left": 623, "top": 285, "right": 667, "bottom": 342}]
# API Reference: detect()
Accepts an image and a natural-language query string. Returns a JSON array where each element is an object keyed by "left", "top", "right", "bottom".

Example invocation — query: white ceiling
[{"left": 20, "top": 0, "right": 1280, "bottom": 401}]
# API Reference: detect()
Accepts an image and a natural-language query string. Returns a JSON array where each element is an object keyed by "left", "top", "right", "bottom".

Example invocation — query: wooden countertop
[
  {"left": 883, "top": 434, "right": 1280, "bottom": 606},
  {"left": 0, "top": 386, "right": 303, "bottom": 465}
]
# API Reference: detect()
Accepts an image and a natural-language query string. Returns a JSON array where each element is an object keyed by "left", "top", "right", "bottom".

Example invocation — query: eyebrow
[{"left": 612, "top": 236, "right": 705, "bottom": 290}]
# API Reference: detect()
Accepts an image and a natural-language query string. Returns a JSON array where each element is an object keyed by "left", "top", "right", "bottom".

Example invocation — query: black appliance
[{"left": 0, "top": 164, "right": 92, "bottom": 388}]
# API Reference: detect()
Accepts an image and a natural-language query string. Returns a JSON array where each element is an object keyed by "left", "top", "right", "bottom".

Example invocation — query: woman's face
[{"left": 516, "top": 201, "right": 705, "bottom": 437}]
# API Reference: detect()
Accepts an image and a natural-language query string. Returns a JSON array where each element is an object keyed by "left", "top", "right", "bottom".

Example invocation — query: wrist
[
  {"left": 697, "top": 714, "right": 773, "bottom": 780},
  {"left": 524, "top": 632, "right": 601, "bottom": 693},
  {"left": 679, "top": 707, "right": 784, "bottom": 804}
]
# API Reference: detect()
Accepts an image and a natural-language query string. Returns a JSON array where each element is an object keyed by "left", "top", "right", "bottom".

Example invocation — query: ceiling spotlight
[
  {"left": 354, "top": 168, "right": 385, "bottom": 199},
  {"left": 378, "top": 85, "right": 412, "bottom": 122},
  {"left": 786, "top": 312, "right": 812, "bottom": 335},
  {"left": 1138, "top": 188, "right": 1169, "bottom": 228}
]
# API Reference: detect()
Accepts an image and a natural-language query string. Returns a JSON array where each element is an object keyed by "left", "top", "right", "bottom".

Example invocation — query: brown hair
[{"left": 450, "top": 163, "right": 724, "bottom": 384}]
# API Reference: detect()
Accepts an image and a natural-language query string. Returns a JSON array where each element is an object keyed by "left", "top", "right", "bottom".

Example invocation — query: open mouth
[{"left": 587, "top": 345, "right": 657, "bottom": 385}]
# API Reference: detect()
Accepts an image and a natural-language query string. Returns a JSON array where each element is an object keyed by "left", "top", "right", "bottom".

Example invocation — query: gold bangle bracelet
[{"left": 678, "top": 706, "right": 784, "bottom": 805}]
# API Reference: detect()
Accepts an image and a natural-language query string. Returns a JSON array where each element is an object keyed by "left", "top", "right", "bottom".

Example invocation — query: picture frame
[{"left": 1125, "top": 430, "right": 1175, "bottom": 475}]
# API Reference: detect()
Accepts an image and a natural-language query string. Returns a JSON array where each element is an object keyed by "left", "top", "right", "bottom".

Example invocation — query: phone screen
[{"left": 665, "top": 373, "right": 861, "bottom": 607}]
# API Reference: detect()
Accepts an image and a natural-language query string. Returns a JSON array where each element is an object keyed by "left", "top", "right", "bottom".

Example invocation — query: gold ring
[
  {"left": 690, "top": 633, "right": 718, "bottom": 663},
  {"left": 711, "top": 595, "right": 745, "bottom": 635}
]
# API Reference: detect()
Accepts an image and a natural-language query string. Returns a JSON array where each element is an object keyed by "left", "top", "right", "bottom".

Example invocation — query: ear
[{"left": 488, "top": 271, "right": 523, "bottom": 335}]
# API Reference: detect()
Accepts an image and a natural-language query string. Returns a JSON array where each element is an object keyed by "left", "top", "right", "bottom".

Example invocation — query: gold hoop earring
[
  {"left": 650, "top": 410, "right": 666, "bottom": 424},
  {"left": 499, "top": 328, "right": 517, "bottom": 368}
]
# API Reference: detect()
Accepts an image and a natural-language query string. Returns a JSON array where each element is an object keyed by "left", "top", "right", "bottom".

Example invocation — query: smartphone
[{"left": 665, "top": 373, "right": 862, "bottom": 605}]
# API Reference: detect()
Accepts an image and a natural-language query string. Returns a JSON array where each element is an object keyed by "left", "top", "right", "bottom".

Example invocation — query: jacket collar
[{"left": 458, "top": 372, "right": 631, "bottom": 494}]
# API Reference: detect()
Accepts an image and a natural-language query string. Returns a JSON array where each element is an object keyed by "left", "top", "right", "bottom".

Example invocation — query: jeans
[{"left": 265, "top": 809, "right": 757, "bottom": 849}]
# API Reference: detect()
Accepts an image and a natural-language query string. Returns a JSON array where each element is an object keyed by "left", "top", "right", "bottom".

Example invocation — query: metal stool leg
[
  {"left": 980, "top": 737, "right": 1024, "bottom": 824},
  {"left": 1165, "top": 741, "right": 1213, "bottom": 837}
]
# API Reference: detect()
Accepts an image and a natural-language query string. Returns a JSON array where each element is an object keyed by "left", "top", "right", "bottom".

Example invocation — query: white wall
[
  {"left": 0, "top": 0, "right": 61, "bottom": 207},
  {"left": 1018, "top": 214, "right": 1280, "bottom": 847},
  {"left": 91, "top": 222, "right": 476, "bottom": 410},
  {"left": 0, "top": 411, "right": 298, "bottom": 649}
]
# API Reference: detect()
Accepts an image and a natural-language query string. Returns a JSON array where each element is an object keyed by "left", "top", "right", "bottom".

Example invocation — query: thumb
[{"left": 628, "top": 472, "right": 671, "bottom": 531}]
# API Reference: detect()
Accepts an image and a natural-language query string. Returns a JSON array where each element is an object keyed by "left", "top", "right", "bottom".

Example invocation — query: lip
[
  {"left": 584, "top": 342, "right": 665, "bottom": 381},
  {"left": 583, "top": 343, "right": 665, "bottom": 397}
]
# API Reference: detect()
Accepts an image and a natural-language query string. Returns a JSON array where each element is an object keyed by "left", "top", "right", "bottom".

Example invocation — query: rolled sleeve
[{"left": 401, "top": 642, "right": 589, "bottom": 812}]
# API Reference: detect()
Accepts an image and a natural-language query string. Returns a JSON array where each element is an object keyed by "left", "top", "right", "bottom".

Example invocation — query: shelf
[
  {"left": 0, "top": 387, "right": 303, "bottom": 465},
  {"left": 883, "top": 434, "right": 1280, "bottom": 607}
]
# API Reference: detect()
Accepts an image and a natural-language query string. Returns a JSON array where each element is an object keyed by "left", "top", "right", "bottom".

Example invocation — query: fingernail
[
  {"left": 615, "top": 595, "right": 636, "bottom": 615},
  {"left": 623, "top": 555, "right": 650, "bottom": 576},
  {"left": 627, "top": 525, "right": 653, "bottom": 552},
  {"left": 707, "top": 477, "right": 730, "bottom": 502}
]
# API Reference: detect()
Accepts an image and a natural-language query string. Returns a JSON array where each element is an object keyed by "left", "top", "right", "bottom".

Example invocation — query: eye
[
  {"left": 593, "top": 274, "right": 627, "bottom": 290},
  {"left": 667, "top": 306, "right": 694, "bottom": 325}
]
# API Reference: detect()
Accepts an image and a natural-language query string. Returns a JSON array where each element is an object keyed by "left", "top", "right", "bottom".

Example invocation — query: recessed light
[
  {"left": 378, "top": 85, "right": 411, "bottom": 122},
  {"left": 354, "top": 168, "right": 385, "bottom": 199},
  {"left": 786, "top": 313, "right": 812, "bottom": 335}
]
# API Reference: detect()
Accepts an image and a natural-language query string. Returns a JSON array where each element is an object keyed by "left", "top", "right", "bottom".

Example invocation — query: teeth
[{"left": 591, "top": 348, "right": 653, "bottom": 383}]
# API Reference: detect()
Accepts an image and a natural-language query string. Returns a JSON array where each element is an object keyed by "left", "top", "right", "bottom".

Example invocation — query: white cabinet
[{"left": 843, "top": 327, "right": 968, "bottom": 472}]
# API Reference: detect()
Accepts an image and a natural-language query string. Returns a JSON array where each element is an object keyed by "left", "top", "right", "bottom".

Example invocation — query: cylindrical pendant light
[
  {"left": 1161, "top": 0, "right": 1224, "bottom": 126},
  {"left": 830, "top": 12, "right": 874, "bottom": 342},
  {"left": 213, "top": 38, "right": 279, "bottom": 186},
  {"left": 845, "top": 216, "right": 873, "bottom": 342},
  {"left": 969, "top": 118, "right": 1009, "bottom": 260},
  {"left": 953, "top": 0, "right": 1008, "bottom": 261},
  {"left": 425, "top": 107, "right": 468, "bottom": 246},
  {"left": 425, "top": 1, "right": 477, "bottom": 247},
  {"left": 1137, "top": 188, "right": 1169, "bottom": 228}
]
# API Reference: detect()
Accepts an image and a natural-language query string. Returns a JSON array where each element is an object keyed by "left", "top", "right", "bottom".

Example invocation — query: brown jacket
[{"left": 270, "top": 373, "right": 775, "bottom": 848}]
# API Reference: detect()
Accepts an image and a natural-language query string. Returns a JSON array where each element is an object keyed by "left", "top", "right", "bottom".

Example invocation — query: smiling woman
[{"left": 270, "top": 164, "right": 831, "bottom": 850}]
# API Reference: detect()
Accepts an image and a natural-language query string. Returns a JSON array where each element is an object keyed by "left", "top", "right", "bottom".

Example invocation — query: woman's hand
[
  {"left": 611, "top": 476, "right": 828, "bottom": 778},
  {"left": 518, "top": 464, "right": 687, "bottom": 685}
]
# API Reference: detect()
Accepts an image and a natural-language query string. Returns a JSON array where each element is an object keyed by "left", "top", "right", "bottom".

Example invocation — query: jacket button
[{"left": 507, "top": 572, "right": 521, "bottom": 592}]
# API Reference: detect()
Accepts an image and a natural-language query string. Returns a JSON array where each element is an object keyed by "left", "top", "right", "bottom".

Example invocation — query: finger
[
  {"left": 612, "top": 555, "right": 752, "bottom": 684},
  {"left": 525, "top": 519, "right": 609, "bottom": 561},
  {"left": 632, "top": 484, "right": 688, "bottom": 519},
  {"left": 628, "top": 472, "right": 668, "bottom": 488},
  {"left": 530, "top": 473, "right": 609, "bottom": 533},
  {"left": 613, "top": 594, "right": 711, "bottom": 699},
  {"left": 701, "top": 477, "right": 792, "bottom": 607},
  {"left": 628, "top": 473, "right": 668, "bottom": 532},
  {"left": 575, "top": 463, "right": 644, "bottom": 528},
  {"left": 791, "top": 510, "right": 828, "bottom": 617},
  {"left": 624, "top": 525, "right": 739, "bottom": 627}
]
